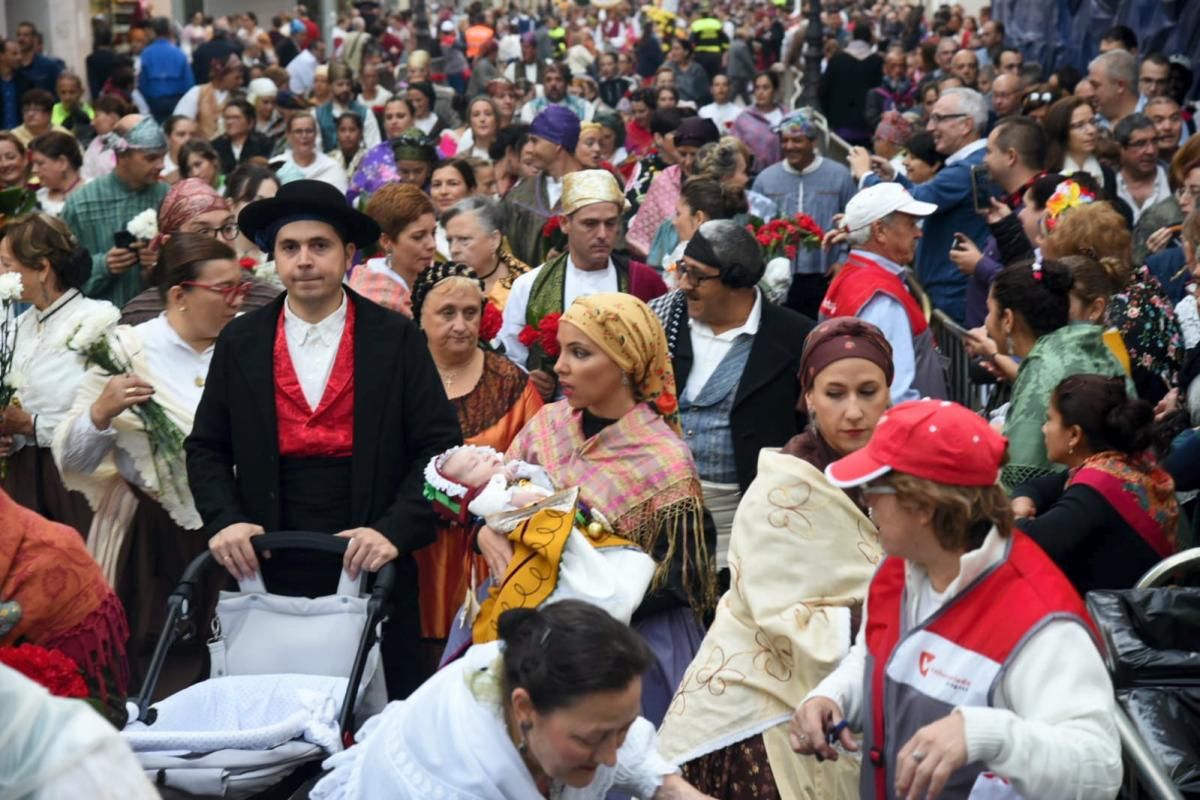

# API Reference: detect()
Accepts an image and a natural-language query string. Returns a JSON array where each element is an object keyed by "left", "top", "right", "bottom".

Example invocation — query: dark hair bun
[
  {"left": 1041, "top": 259, "right": 1074, "bottom": 297},
  {"left": 62, "top": 246, "right": 92, "bottom": 291},
  {"left": 1104, "top": 392, "right": 1155, "bottom": 454},
  {"left": 720, "top": 183, "right": 749, "bottom": 217}
]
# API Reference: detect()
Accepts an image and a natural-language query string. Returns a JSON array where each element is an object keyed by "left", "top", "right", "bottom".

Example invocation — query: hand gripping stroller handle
[{"left": 131, "top": 531, "right": 397, "bottom": 727}]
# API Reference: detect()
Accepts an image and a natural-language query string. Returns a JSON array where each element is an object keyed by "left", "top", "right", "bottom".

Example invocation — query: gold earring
[{"left": 179, "top": 306, "right": 187, "bottom": 313}]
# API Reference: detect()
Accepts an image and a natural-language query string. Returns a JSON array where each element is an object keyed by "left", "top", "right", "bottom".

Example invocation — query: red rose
[
  {"left": 518, "top": 324, "right": 539, "bottom": 347},
  {"left": 538, "top": 312, "right": 562, "bottom": 357},
  {"left": 655, "top": 392, "right": 678, "bottom": 415},
  {"left": 238, "top": 256, "right": 258, "bottom": 271},
  {"left": 479, "top": 301, "right": 503, "bottom": 342},
  {"left": 0, "top": 644, "right": 89, "bottom": 698},
  {"left": 785, "top": 244, "right": 798, "bottom": 258},
  {"left": 541, "top": 215, "right": 563, "bottom": 238}
]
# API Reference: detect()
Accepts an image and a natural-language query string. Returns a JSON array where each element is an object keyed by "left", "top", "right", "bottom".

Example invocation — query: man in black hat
[{"left": 185, "top": 179, "right": 462, "bottom": 697}]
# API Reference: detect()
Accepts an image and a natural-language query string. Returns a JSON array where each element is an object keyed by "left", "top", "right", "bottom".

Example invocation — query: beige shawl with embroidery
[
  {"left": 51, "top": 324, "right": 202, "bottom": 584},
  {"left": 656, "top": 449, "right": 881, "bottom": 798}
]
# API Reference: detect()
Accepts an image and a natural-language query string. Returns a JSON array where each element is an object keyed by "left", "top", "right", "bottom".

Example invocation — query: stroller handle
[
  {"left": 176, "top": 530, "right": 397, "bottom": 600},
  {"left": 131, "top": 531, "right": 396, "bottom": 727}
]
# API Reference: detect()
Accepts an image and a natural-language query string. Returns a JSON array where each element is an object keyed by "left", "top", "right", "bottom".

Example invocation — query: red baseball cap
[{"left": 825, "top": 399, "right": 1007, "bottom": 488}]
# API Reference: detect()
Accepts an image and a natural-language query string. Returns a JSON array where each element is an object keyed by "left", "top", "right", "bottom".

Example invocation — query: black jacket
[
  {"left": 185, "top": 290, "right": 463, "bottom": 552},
  {"left": 658, "top": 291, "right": 815, "bottom": 493},
  {"left": 213, "top": 131, "right": 276, "bottom": 175}
]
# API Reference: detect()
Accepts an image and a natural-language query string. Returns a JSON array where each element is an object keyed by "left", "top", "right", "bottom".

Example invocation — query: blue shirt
[
  {"left": 138, "top": 39, "right": 194, "bottom": 99},
  {"left": 863, "top": 138, "right": 989, "bottom": 324},
  {"left": 752, "top": 156, "right": 857, "bottom": 276},
  {"left": 17, "top": 54, "right": 62, "bottom": 95},
  {"left": 0, "top": 77, "right": 19, "bottom": 130}
]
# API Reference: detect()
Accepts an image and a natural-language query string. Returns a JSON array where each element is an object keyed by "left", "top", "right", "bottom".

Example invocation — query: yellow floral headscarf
[{"left": 561, "top": 293, "right": 681, "bottom": 434}]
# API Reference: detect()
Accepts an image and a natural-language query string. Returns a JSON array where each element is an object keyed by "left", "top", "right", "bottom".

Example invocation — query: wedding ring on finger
[
  {"left": 912, "top": 750, "right": 926, "bottom": 763},
  {"left": 125, "top": 387, "right": 139, "bottom": 396}
]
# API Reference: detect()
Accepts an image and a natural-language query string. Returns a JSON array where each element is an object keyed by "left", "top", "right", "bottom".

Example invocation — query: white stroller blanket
[{"left": 123, "top": 674, "right": 347, "bottom": 755}]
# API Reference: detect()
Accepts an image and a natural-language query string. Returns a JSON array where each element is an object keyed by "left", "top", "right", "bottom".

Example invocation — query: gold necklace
[{"left": 438, "top": 350, "right": 481, "bottom": 389}]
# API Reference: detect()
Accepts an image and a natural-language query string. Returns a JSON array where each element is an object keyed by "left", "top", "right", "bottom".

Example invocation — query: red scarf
[{"left": 1067, "top": 451, "right": 1178, "bottom": 559}]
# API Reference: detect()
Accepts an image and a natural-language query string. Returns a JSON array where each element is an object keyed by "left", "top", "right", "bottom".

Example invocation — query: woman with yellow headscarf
[{"left": 477, "top": 292, "right": 715, "bottom": 728}]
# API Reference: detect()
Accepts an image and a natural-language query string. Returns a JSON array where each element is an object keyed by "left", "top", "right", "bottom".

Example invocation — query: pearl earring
[{"left": 621, "top": 373, "right": 630, "bottom": 386}]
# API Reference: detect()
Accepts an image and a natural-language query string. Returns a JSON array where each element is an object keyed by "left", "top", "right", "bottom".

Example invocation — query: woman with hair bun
[
  {"left": 1013, "top": 374, "right": 1177, "bottom": 592},
  {"left": 0, "top": 212, "right": 114, "bottom": 534},
  {"left": 312, "top": 600, "right": 713, "bottom": 799},
  {"left": 648, "top": 176, "right": 749, "bottom": 271},
  {"left": 976, "top": 258, "right": 1130, "bottom": 490}
]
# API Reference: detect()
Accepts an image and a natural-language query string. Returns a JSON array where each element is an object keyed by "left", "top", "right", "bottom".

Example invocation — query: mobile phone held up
[
  {"left": 970, "top": 164, "right": 991, "bottom": 215},
  {"left": 113, "top": 230, "right": 137, "bottom": 251}
]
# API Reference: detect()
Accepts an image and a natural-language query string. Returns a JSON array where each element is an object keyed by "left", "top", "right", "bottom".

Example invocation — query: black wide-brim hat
[{"left": 238, "top": 179, "right": 381, "bottom": 251}]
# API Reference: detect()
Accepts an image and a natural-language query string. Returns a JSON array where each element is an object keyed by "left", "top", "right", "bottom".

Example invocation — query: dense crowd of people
[{"left": 1, "top": 0, "right": 1197, "bottom": 797}]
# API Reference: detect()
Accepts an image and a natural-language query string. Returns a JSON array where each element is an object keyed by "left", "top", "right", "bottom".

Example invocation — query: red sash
[{"left": 274, "top": 301, "right": 356, "bottom": 458}]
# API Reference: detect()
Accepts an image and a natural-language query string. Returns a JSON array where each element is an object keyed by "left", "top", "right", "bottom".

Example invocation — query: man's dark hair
[
  {"left": 1100, "top": 25, "right": 1138, "bottom": 51},
  {"left": 851, "top": 17, "right": 873, "bottom": 43},
  {"left": 1141, "top": 52, "right": 1170, "bottom": 71},
  {"left": 650, "top": 107, "right": 684, "bottom": 137},
  {"left": 994, "top": 116, "right": 1047, "bottom": 170},
  {"left": 489, "top": 123, "right": 530, "bottom": 161},
  {"left": 150, "top": 17, "right": 171, "bottom": 39},
  {"left": 1113, "top": 112, "right": 1154, "bottom": 148},
  {"left": 630, "top": 87, "right": 657, "bottom": 109}
]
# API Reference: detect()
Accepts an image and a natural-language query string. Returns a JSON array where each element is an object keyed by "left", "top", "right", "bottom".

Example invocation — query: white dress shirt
[
  {"left": 1116, "top": 163, "right": 1172, "bottom": 225},
  {"left": 499, "top": 256, "right": 619, "bottom": 368},
  {"left": 172, "top": 86, "right": 231, "bottom": 120},
  {"left": 683, "top": 289, "right": 762, "bottom": 401},
  {"left": 414, "top": 113, "right": 440, "bottom": 135},
  {"left": 59, "top": 314, "right": 214, "bottom": 488},
  {"left": 8, "top": 291, "right": 116, "bottom": 449},
  {"left": 287, "top": 48, "right": 318, "bottom": 94},
  {"left": 283, "top": 292, "right": 348, "bottom": 410}
]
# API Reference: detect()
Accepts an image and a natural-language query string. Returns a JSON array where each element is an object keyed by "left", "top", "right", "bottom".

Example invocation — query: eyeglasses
[
  {"left": 1176, "top": 186, "right": 1200, "bottom": 201},
  {"left": 675, "top": 264, "right": 722, "bottom": 286},
  {"left": 1069, "top": 116, "right": 1097, "bottom": 131},
  {"left": 1124, "top": 137, "right": 1158, "bottom": 151},
  {"left": 861, "top": 482, "right": 897, "bottom": 496},
  {"left": 928, "top": 112, "right": 968, "bottom": 125},
  {"left": 189, "top": 223, "right": 240, "bottom": 241},
  {"left": 290, "top": 128, "right": 317, "bottom": 137},
  {"left": 180, "top": 279, "right": 253, "bottom": 303}
]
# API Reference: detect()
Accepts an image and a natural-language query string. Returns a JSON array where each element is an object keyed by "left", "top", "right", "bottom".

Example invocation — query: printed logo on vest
[{"left": 919, "top": 651, "right": 936, "bottom": 677}]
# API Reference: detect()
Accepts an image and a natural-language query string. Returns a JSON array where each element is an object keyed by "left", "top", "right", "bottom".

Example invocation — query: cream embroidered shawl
[
  {"left": 656, "top": 449, "right": 881, "bottom": 798},
  {"left": 51, "top": 324, "right": 202, "bottom": 584}
]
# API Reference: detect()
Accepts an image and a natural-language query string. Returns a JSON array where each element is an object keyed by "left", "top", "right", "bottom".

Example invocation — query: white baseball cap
[
  {"left": 440, "top": 19, "right": 455, "bottom": 32},
  {"left": 842, "top": 183, "right": 937, "bottom": 234}
]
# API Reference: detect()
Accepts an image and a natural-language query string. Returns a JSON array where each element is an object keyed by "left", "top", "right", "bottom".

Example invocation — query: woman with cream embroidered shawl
[
  {"left": 53, "top": 234, "right": 247, "bottom": 694},
  {"left": 658, "top": 318, "right": 892, "bottom": 799},
  {"left": 477, "top": 292, "right": 715, "bottom": 728}
]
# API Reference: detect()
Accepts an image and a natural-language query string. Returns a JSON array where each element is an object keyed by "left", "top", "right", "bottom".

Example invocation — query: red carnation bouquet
[
  {"left": 479, "top": 300, "right": 503, "bottom": 343},
  {"left": 747, "top": 213, "right": 825, "bottom": 260},
  {"left": 518, "top": 311, "right": 562, "bottom": 374},
  {"left": 0, "top": 644, "right": 89, "bottom": 698},
  {"left": 540, "top": 215, "right": 569, "bottom": 263}
]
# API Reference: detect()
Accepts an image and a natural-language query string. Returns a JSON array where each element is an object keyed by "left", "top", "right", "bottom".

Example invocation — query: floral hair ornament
[
  {"left": 1043, "top": 179, "right": 1095, "bottom": 233},
  {"left": 104, "top": 116, "right": 168, "bottom": 154},
  {"left": 423, "top": 444, "right": 505, "bottom": 525}
]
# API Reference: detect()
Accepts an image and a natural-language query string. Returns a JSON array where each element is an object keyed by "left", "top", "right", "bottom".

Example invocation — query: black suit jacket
[
  {"left": 213, "top": 132, "right": 276, "bottom": 175},
  {"left": 185, "top": 289, "right": 463, "bottom": 554},
  {"left": 671, "top": 298, "right": 814, "bottom": 493}
]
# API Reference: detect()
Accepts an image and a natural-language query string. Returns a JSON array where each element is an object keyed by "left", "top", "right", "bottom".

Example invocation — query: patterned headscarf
[
  {"left": 561, "top": 293, "right": 681, "bottom": 433},
  {"left": 774, "top": 108, "right": 819, "bottom": 139},
  {"left": 104, "top": 116, "right": 167, "bottom": 153},
  {"left": 410, "top": 261, "right": 483, "bottom": 323},
  {"left": 798, "top": 318, "right": 895, "bottom": 396},
  {"left": 562, "top": 169, "right": 629, "bottom": 215},
  {"left": 391, "top": 128, "right": 438, "bottom": 163},
  {"left": 157, "top": 179, "right": 231, "bottom": 237}
]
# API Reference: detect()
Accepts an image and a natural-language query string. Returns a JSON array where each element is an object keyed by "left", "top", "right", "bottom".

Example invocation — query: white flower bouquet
[
  {"left": 127, "top": 209, "right": 159, "bottom": 242},
  {"left": 62, "top": 307, "right": 189, "bottom": 501}
]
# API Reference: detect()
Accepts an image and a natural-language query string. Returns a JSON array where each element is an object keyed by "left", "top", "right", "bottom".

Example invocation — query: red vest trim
[
  {"left": 864, "top": 531, "right": 1097, "bottom": 799},
  {"left": 274, "top": 300, "right": 357, "bottom": 459},
  {"left": 821, "top": 253, "right": 929, "bottom": 336}
]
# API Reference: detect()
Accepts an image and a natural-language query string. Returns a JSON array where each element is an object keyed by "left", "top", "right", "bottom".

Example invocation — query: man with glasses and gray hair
[
  {"left": 847, "top": 87, "right": 990, "bottom": 324},
  {"left": 1114, "top": 113, "right": 1172, "bottom": 224}
]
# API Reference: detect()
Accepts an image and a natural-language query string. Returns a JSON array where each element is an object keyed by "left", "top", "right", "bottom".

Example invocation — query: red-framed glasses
[{"left": 179, "top": 280, "right": 253, "bottom": 304}]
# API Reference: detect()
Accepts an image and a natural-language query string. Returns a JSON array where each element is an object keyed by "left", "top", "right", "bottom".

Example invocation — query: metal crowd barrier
[{"left": 930, "top": 310, "right": 979, "bottom": 409}]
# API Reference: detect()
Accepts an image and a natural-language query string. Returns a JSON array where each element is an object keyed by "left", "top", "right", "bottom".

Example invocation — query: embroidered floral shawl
[{"left": 1067, "top": 450, "right": 1178, "bottom": 560}]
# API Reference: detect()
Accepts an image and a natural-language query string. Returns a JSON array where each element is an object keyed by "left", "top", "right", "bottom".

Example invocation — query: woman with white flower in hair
[
  {"left": 53, "top": 233, "right": 247, "bottom": 692},
  {"left": 0, "top": 212, "right": 116, "bottom": 535}
]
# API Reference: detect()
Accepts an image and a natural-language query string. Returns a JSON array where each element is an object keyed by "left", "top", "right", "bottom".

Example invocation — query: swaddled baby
[{"left": 424, "top": 445, "right": 556, "bottom": 528}]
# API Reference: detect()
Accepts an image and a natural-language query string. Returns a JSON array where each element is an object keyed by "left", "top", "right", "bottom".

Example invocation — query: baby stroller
[{"left": 121, "top": 532, "right": 394, "bottom": 799}]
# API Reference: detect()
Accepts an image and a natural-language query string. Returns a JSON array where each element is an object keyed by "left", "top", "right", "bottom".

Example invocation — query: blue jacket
[
  {"left": 138, "top": 39, "right": 194, "bottom": 100},
  {"left": 865, "top": 140, "right": 990, "bottom": 323}
]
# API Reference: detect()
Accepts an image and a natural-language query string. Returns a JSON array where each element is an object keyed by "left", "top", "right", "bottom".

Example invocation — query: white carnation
[
  {"left": 65, "top": 306, "right": 121, "bottom": 351},
  {"left": 0, "top": 272, "right": 23, "bottom": 304},
  {"left": 3, "top": 371, "right": 26, "bottom": 390},
  {"left": 254, "top": 262, "right": 282, "bottom": 287},
  {"left": 759, "top": 256, "right": 794, "bottom": 306},
  {"left": 127, "top": 209, "right": 159, "bottom": 241}
]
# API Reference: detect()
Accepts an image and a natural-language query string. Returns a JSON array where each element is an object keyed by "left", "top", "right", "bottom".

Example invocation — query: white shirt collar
[
  {"left": 33, "top": 289, "right": 81, "bottom": 325},
  {"left": 565, "top": 253, "right": 616, "bottom": 275},
  {"left": 152, "top": 312, "right": 215, "bottom": 356},
  {"left": 945, "top": 137, "right": 986, "bottom": 166},
  {"left": 782, "top": 154, "right": 825, "bottom": 176},
  {"left": 690, "top": 287, "right": 763, "bottom": 340},
  {"left": 284, "top": 291, "right": 348, "bottom": 347}
]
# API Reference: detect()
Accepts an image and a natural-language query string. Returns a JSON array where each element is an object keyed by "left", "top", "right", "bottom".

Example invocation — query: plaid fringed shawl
[{"left": 508, "top": 400, "right": 716, "bottom": 614}]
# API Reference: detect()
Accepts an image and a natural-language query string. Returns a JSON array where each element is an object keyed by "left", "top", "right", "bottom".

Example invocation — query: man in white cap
[{"left": 819, "top": 183, "right": 948, "bottom": 401}]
